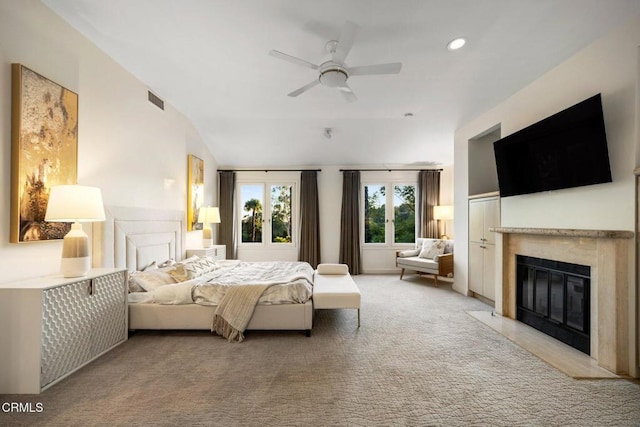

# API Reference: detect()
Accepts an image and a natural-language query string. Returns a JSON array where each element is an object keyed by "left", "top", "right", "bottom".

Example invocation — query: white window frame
[
  {"left": 361, "top": 181, "right": 417, "bottom": 248},
  {"left": 237, "top": 181, "right": 297, "bottom": 247}
]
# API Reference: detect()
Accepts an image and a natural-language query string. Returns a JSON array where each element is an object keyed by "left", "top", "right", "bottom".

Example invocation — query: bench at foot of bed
[{"left": 313, "top": 264, "right": 361, "bottom": 328}]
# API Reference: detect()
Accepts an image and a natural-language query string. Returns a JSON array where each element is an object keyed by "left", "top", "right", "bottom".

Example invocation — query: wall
[
  {"left": 468, "top": 129, "right": 500, "bottom": 196},
  {"left": 0, "top": 1, "right": 217, "bottom": 283}
]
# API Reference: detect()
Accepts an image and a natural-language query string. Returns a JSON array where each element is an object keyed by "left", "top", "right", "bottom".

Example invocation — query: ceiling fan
[{"left": 269, "top": 21, "right": 402, "bottom": 102}]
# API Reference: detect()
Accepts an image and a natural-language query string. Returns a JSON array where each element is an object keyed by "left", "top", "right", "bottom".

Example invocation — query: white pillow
[
  {"left": 131, "top": 270, "right": 177, "bottom": 291},
  {"left": 316, "top": 264, "right": 349, "bottom": 275},
  {"left": 398, "top": 249, "right": 420, "bottom": 258},
  {"left": 151, "top": 282, "right": 195, "bottom": 305},
  {"left": 419, "top": 239, "right": 446, "bottom": 260}
]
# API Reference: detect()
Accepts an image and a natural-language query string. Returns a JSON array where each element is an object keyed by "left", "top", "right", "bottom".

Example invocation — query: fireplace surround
[{"left": 491, "top": 227, "right": 634, "bottom": 375}]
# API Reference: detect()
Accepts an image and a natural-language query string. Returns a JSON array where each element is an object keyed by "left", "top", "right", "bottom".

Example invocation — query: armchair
[{"left": 395, "top": 238, "right": 454, "bottom": 286}]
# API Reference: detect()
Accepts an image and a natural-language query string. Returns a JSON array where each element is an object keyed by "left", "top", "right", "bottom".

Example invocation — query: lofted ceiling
[{"left": 42, "top": 0, "right": 640, "bottom": 168}]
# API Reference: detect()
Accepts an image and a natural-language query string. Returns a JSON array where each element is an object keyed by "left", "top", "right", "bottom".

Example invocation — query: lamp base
[
  {"left": 61, "top": 256, "right": 91, "bottom": 278},
  {"left": 202, "top": 226, "right": 212, "bottom": 248},
  {"left": 60, "top": 222, "right": 91, "bottom": 277}
]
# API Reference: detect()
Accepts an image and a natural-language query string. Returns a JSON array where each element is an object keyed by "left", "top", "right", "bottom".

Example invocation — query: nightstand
[
  {"left": 186, "top": 245, "right": 226, "bottom": 260},
  {"left": 0, "top": 268, "right": 127, "bottom": 394}
]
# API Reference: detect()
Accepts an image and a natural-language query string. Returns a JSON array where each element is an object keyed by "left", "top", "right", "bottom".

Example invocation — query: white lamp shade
[
  {"left": 45, "top": 185, "right": 106, "bottom": 222},
  {"left": 197, "top": 207, "right": 221, "bottom": 224},
  {"left": 433, "top": 205, "right": 454, "bottom": 220}
]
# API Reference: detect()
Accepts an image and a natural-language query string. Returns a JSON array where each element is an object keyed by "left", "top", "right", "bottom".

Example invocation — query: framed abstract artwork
[
  {"left": 10, "top": 64, "right": 78, "bottom": 243},
  {"left": 187, "top": 154, "right": 204, "bottom": 231}
]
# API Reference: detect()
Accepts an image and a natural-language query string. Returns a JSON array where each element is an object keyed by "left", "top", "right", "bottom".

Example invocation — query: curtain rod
[
  {"left": 218, "top": 169, "right": 322, "bottom": 173},
  {"left": 339, "top": 168, "right": 443, "bottom": 172}
]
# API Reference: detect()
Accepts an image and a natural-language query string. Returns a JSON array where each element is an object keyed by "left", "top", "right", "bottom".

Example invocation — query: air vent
[{"left": 148, "top": 91, "right": 164, "bottom": 110}]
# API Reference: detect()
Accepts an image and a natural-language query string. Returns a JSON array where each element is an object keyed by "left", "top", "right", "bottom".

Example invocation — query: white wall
[
  {"left": 468, "top": 129, "right": 500, "bottom": 196},
  {"left": 454, "top": 15, "right": 640, "bottom": 296},
  {"left": 0, "top": 1, "right": 217, "bottom": 283}
]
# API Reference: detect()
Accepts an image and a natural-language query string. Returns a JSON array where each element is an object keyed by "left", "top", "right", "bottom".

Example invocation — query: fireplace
[
  {"left": 516, "top": 256, "right": 590, "bottom": 354},
  {"left": 491, "top": 227, "right": 633, "bottom": 375}
]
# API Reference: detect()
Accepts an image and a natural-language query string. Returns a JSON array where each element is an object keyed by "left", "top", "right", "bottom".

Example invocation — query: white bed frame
[{"left": 92, "top": 206, "right": 313, "bottom": 333}]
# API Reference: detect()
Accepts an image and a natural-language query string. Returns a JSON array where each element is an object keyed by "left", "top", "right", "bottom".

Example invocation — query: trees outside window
[
  {"left": 393, "top": 185, "right": 415, "bottom": 244},
  {"left": 363, "top": 183, "right": 415, "bottom": 245},
  {"left": 270, "top": 185, "right": 292, "bottom": 243},
  {"left": 241, "top": 185, "right": 263, "bottom": 243},
  {"left": 240, "top": 183, "right": 294, "bottom": 245}
]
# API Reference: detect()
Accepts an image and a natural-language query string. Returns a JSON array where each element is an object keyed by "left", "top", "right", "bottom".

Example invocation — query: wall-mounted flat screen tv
[{"left": 493, "top": 94, "right": 612, "bottom": 198}]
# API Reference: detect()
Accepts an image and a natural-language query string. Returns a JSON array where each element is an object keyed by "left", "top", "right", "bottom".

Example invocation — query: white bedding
[
  {"left": 128, "top": 260, "right": 314, "bottom": 306},
  {"left": 194, "top": 261, "right": 314, "bottom": 306}
]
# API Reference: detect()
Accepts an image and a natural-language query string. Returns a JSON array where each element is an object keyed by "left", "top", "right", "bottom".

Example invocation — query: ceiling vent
[{"left": 148, "top": 91, "right": 164, "bottom": 110}]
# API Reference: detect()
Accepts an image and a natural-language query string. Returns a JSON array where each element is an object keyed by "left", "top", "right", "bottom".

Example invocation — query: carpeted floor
[{"left": 2, "top": 274, "right": 640, "bottom": 426}]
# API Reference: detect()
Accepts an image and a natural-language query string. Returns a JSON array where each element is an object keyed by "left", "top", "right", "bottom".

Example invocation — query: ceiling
[{"left": 42, "top": 0, "right": 640, "bottom": 168}]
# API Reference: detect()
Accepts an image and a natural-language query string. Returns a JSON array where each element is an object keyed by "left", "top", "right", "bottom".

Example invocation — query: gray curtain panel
[
  {"left": 298, "top": 171, "right": 321, "bottom": 268},
  {"left": 417, "top": 170, "right": 441, "bottom": 238},
  {"left": 218, "top": 171, "right": 237, "bottom": 259},
  {"left": 339, "top": 171, "right": 361, "bottom": 275}
]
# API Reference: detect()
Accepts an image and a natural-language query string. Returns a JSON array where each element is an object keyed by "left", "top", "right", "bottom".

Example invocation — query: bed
[{"left": 92, "top": 206, "right": 313, "bottom": 338}]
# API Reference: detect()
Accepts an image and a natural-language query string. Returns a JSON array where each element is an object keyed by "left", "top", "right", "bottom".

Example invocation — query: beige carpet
[{"left": 2, "top": 274, "right": 639, "bottom": 426}]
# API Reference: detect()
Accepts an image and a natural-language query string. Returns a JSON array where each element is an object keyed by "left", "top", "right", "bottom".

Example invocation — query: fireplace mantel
[
  {"left": 491, "top": 227, "right": 634, "bottom": 239},
  {"left": 491, "top": 227, "right": 634, "bottom": 375}
]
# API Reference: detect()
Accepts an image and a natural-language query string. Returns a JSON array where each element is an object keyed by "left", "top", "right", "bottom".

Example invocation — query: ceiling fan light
[
  {"left": 320, "top": 70, "right": 347, "bottom": 87},
  {"left": 447, "top": 37, "right": 466, "bottom": 51}
]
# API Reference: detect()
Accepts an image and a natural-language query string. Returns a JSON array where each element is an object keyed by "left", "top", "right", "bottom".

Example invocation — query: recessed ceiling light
[{"left": 447, "top": 38, "right": 466, "bottom": 51}]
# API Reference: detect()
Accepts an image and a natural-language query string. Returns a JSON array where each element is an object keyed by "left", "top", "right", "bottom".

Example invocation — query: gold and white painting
[
  {"left": 187, "top": 154, "right": 204, "bottom": 231},
  {"left": 10, "top": 64, "right": 78, "bottom": 242}
]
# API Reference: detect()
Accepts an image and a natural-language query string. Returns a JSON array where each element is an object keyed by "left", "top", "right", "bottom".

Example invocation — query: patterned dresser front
[{"left": 0, "top": 269, "right": 127, "bottom": 394}]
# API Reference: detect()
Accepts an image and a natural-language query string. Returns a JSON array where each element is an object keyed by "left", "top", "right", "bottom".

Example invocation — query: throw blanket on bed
[
  {"left": 195, "top": 261, "right": 314, "bottom": 342},
  {"left": 212, "top": 283, "right": 272, "bottom": 342}
]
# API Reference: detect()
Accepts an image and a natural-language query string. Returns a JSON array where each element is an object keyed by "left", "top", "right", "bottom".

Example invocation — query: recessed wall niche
[{"left": 468, "top": 125, "right": 501, "bottom": 196}]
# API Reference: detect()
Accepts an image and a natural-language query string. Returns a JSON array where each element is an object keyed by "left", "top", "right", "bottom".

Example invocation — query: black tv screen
[{"left": 493, "top": 94, "right": 612, "bottom": 197}]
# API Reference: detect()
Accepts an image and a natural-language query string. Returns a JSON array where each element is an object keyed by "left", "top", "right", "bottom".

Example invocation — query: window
[
  {"left": 240, "top": 183, "right": 294, "bottom": 245},
  {"left": 241, "top": 184, "right": 263, "bottom": 243},
  {"left": 270, "top": 185, "right": 292, "bottom": 243},
  {"left": 393, "top": 185, "right": 416, "bottom": 244},
  {"left": 363, "top": 183, "right": 415, "bottom": 245},
  {"left": 364, "top": 184, "right": 386, "bottom": 243}
]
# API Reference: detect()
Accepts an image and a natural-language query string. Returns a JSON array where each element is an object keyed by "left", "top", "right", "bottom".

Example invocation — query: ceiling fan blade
[
  {"left": 288, "top": 79, "right": 320, "bottom": 97},
  {"left": 349, "top": 62, "right": 403, "bottom": 76},
  {"left": 332, "top": 21, "right": 360, "bottom": 63},
  {"left": 336, "top": 81, "right": 357, "bottom": 102},
  {"left": 269, "top": 50, "right": 319, "bottom": 70}
]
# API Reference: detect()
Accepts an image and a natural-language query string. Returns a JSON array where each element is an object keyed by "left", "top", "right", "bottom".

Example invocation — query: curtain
[
  {"left": 298, "top": 171, "right": 321, "bottom": 268},
  {"left": 218, "top": 171, "right": 237, "bottom": 259},
  {"left": 339, "top": 171, "right": 361, "bottom": 275},
  {"left": 417, "top": 170, "right": 441, "bottom": 238}
]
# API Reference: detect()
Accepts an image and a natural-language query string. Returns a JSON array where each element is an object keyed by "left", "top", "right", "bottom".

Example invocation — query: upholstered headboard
[{"left": 92, "top": 206, "right": 185, "bottom": 272}]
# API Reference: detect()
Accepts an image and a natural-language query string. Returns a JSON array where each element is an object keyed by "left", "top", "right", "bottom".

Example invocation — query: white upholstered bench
[{"left": 313, "top": 263, "right": 361, "bottom": 327}]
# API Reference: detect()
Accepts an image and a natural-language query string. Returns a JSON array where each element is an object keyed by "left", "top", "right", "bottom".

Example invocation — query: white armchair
[{"left": 395, "top": 238, "right": 454, "bottom": 286}]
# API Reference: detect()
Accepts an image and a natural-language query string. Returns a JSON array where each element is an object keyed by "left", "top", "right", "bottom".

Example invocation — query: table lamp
[
  {"left": 433, "top": 205, "right": 453, "bottom": 240},
  {"left": 45, "top": 185, "right": 106, "bottom": 277},
  {"left": 197, "top": 206, "right": 220, "bottom": 247}
]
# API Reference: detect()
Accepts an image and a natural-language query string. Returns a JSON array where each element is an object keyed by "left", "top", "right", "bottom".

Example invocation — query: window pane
[
  {"left": 271, "top": 185, "right": 292, "bottom": 243},
  {"left": 393, "top": 185, "right": 415, "bottom": 243},
  {"left": 241, "top": 184, "right": 263, "bottom": 243},
  {"left": 364, "top": 185, "right": 386, "bottom": 243}
]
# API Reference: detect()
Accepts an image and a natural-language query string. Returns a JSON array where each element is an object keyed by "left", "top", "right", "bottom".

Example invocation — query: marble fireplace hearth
[{"left": 491, "top": 227, "right": 634, "bottom": 375}]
